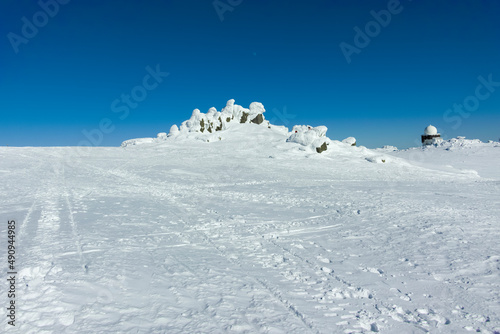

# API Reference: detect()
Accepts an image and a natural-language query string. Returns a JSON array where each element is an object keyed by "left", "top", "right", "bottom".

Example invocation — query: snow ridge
[{"left": 430, "top": 136, "right": 500, "bottom": 150}]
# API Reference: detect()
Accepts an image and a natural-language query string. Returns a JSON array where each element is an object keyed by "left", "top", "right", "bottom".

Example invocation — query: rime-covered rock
[
  {"left": 178, "top": 99, "right": 268, "bottom": 134},
  {"left": 168, "top": 125, "right": 179, "bottom": 137},
  {"left": 287, "top": 125, "right": 330, "bottom": 153},
  {"left": 342, "top": 137, "right": 356, "bottom": 146}
]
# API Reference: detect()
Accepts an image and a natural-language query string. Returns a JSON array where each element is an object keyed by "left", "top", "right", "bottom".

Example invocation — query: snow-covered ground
[
  {"left": 1, "top": 110, "right": 500, "bottom": 333},
  {"left": 383, "top": 137, "right": 500, "bottom": 180}
]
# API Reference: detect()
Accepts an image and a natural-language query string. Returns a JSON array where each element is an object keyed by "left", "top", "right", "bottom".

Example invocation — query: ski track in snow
[{"left": 0, "top": 142, "right": 499, "bottom": 333}]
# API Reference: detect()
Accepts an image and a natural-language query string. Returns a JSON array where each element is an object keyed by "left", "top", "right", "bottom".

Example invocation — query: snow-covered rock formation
[
  {"left": 121, "top": 99, "right": 341, "bottom": 153},
  {"left": 122, "top": 99, "right": 276, "bottom": 147},
  {"left": 179, "top": 99, "right": 269, "bottom": 134},
  {"left": 286, "top": 125, "right": 330, "bottom": 153},
  {"left": 121, "top": 99, "right": 366, "bottom": 156}
]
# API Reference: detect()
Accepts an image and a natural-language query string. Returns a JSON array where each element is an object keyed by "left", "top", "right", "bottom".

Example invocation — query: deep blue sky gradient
[{"left": 1, "top": 0, "right": 499, "bottom": 148}]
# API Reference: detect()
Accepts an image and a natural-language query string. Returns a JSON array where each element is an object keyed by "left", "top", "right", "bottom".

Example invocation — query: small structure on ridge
[{"left": 421, "top": 125, "right": 441, "bottom": 145}]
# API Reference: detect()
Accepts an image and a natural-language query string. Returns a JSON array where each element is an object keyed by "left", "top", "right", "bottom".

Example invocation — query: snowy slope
[
  {"left": 1, "top": 109, "right": 500, "bottom": 333},
  {"left": 383, "top": 137, "right": 500, "bottom": 180}
]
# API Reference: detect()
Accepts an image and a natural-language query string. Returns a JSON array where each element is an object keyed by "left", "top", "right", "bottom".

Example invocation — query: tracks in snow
[
  {"left": 79, "top": 163, "right": 389, "bottom": 332},
  {"left": 14, "top": 161, "right": 88, "bottom": 332},
  {"left": 103, "top": 165, "right": 472, "bottom": 333},
  {"left": 9, "top": 153, "right": 496, "bottom": 333}
]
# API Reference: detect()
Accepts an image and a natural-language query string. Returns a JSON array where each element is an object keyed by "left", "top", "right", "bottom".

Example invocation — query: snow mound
[
  {"left": 342, "top": 137, "right": 356, "bottom": 146},
  {"left": 121, "top": 137, "right": 155, "bottom": 147},
  {"left": 168, "top": 125, "right": 179, "bottom": 137},
  {"left": 286, "top": 125, "right": 330, "bottom": 153},
  {"left": 365, "top": 155, "right": 391, "bottom": 164},
  {"left": 120, "top": 132, "right": 170, "bottom": 147},
  {"left": 377, "top": 145, "right": 398, "bottom": 151}
]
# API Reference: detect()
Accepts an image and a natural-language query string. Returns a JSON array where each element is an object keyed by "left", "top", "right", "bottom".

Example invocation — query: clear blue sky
[{"left": 1, "top": 0, "right": 499, "bottom": 148}]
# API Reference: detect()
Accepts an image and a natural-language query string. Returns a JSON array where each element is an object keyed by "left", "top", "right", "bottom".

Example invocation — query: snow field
[{"left": 0, "top": 127, "right": 499, "bottom": 333}]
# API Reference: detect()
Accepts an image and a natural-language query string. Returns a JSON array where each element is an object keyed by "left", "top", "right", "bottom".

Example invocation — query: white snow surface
[
  {"left": 386, "top": 137, "right": 500, "bottom": 179},
  {"left": 1, "top": 129, "right": 500, "bottom": 333}
]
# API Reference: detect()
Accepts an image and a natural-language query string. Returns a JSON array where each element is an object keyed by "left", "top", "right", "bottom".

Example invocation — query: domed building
[{"left": 421, "top": 125, "right": 441, "bottom": 145}]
